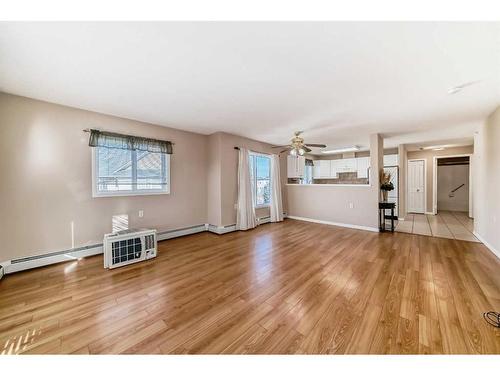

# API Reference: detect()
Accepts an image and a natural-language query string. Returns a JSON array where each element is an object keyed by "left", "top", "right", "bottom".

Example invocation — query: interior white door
[{"left": 408, "top": 160, "right": 425, "bottom": 213}]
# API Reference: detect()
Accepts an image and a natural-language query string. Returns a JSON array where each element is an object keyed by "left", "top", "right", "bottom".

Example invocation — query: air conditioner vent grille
[
  {"left": 144, "top": 234, "right": 155, "bottom": 250},
  {"left": 104, "top": 229, "right": 157, "bottom": 269},
  {"left": 111, "top": 237, "right": 142, "bottom": 265}
]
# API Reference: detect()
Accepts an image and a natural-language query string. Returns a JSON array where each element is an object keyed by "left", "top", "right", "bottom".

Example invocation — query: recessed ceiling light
[
  {"left": 447, "top": 80, "right": 481, "bottom": 95},
  {"left": 322, "top": 146, "right": 360, "bottom": 154},
  {"left": 419, "top": 145, "right": 448, "bottom": 151}
]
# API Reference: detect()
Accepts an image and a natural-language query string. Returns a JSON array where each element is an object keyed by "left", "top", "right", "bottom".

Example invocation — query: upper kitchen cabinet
[
  {"left": 313, "top": 159, "right": 333, "bottom": 179},
  {"left": 356, "top": 157, "right": 370, "bottom": 178}
]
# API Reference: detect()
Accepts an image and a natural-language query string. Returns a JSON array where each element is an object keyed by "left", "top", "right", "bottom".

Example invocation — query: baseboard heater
[
  {"left": 6, "top": 243, "right": 103, "bottom": 274},
  {"left": 1, "top": 216, "right": 285, "bottom": 275}
]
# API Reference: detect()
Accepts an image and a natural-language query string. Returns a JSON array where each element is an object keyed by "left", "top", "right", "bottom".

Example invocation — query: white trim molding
[
  {"left": 286, "top": 215, "right": 379, "bottom": 232},
  {"left": 157, "top": 224, "right": 207, "bottom": 241},
  {"left": 432, "top": 153, "right": 472, "bottom": 215},
  {"left": 208, "top": 224, "right": 237, "bottom": 235},
  {"left": 0, "top": 212, "right": 351, "bottom": 275},
  {"left": 473, "top": 231, "right": 500, "bottom": 260},
  {"left": 6, "top": 245, "right": 104, "bottom": 274}
]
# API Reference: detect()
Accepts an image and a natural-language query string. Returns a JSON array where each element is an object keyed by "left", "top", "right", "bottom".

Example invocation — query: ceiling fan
[{"left": 272, "top": 131, "right": 327, "bottom": 155}]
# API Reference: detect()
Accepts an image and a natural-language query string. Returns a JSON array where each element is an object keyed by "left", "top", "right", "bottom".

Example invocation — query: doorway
[
  {"left": 433, "top": 155, "right": 472, "bottom": 217},
  {"left": 407, "top": 159, "right": 426, "bottom": 214}
]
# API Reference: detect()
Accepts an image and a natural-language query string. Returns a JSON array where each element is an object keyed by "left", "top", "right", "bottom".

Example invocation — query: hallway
[{"left": 396, "top": 211, "right": 480, "bottom": 242}]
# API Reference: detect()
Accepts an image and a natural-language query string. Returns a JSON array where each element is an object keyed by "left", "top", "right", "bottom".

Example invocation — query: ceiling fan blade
[
  {"left": 305, "top": 143, "right": 327, "bottom": 148},
  {"left": 303, "top": 146, "right": 312, "bottom": 153},
  {"left": 272, "top": 145, "right": 290, "bottom": 148},
  {"left": 279, "top": 148, "right": 291, "bottom": 154}
]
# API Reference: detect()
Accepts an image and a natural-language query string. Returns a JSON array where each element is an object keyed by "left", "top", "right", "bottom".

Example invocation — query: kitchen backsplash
[{"left": 288, "top": 171, "right": 369, "bottom": 185}]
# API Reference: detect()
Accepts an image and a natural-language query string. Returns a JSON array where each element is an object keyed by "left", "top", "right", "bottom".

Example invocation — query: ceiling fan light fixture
[
  {"left": 290, "top": 148, "right": 297, "bottom": 156},
  {"left": 298, "top": 148, "right": 305, "bottom": 156}
]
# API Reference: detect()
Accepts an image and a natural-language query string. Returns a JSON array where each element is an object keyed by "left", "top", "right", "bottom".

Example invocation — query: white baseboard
[
  {"left": 207, "top": 215, "right": 274, "bottom": 234},
  {"left": 425, "top": 211, "right": 435, "bottom": 215},
  {"left": 0, "top": 213, "right": 294, "bottom": 276},
  {"left": 286, "top": 215, "right": 379, "bottom": 233},
  {"left": 473, "top": 231, "right": 500, "bottom": 260},
  {"left": 5, "top": 223, "right": 217, "bottom": 275},
  {"left": 208, "top": 224, "right": 237, "bottom": 235},
  {"left": 157, "top": 224, "right": 207, "bottom": 241},
  {"left": 6, "top": 245, "right": 104, "bottom": 274}
]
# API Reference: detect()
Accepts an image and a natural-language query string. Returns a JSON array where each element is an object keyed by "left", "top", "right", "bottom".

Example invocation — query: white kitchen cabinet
[
  {"left": 334, "top": 158, "right": 356, "bottom": 173},
  {"left": 356, "top": 157, "right": 370, "bottom": 178},
  {"left": 344, "top": 158, "right": 357, "bottom": 172},
  {"left": 330, "top": 159, "right": 340, "bottom": 178},
  {"left": 313, "top": 160, "right": 321, "bottom": 179},
  {"left": 287, "top": 155, "right": 306, "bottom": 178},
  {"left": 319, "top": 160, "right": 331, "bottom": 178}
]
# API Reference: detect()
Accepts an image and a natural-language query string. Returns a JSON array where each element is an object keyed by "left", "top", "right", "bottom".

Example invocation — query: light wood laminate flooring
[{"left": 1, "top": 219, "right": 499, "bottom": 354}]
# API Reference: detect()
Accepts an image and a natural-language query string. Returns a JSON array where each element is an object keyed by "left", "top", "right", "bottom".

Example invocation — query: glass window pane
[
  {"left": 136, "top": 151, "right": 165, "bottom": 190},
  {"left": 254, "top": 155, "right": 271, "bottom": 206},
  {"left": 97, "top": 147, "right": 133, "bottom": 192},
  {"left": 256, "top": 179, "right": 270, "bottom": 205},
  {"left": 256, "top": 156, "right": 270, "bottom": 179}
]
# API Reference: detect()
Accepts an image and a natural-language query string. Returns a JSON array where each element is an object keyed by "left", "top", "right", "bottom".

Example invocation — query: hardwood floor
[{"left": 1, "top": 219, "right": 499, "bottom": 354}]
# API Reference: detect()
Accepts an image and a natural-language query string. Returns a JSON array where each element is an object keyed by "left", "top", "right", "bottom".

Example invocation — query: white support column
[
  {"left": 398, "top": 144, "right": 407, "bottom": 219},
  {"left": 370, "top": 134, "right": 384, "bottom": 228}
]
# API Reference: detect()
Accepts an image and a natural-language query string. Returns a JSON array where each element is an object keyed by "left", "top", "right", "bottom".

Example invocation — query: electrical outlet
[
  {"left": 234, "top": 203, "right": 238, "bottom": 210},
  {"left": 349, "top": 202, "right": 354, "bottom": 209},
  {"left": 138, "top": 210, "right": 144, "bottom": 218}
]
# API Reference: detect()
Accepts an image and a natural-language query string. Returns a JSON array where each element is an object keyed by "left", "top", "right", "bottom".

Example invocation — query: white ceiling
[{"left": 1, "top": 22, "right": 499, "bottom": 152}]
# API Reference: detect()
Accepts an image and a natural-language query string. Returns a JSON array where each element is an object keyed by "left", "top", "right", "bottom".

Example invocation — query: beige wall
[
  {"left": 207, "top": 133, "right": 222, "bottom": 226},
  {"left": 0, "top": 93, "right": 208, "bottom": 262},
  {"left": 0, "top": 94, "right": 288, "bottom": 262},
  {"left": 474, "top": 106, "right": 500, "bottom": 257},
  {"left": 285, "top": 133, "right": 383, "bottom": 230},
  {"left": 407, "top": 145, "right": 473, "bottom": 213}
]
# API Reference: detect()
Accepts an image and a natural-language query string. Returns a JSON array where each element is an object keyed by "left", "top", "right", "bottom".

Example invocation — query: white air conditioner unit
[{"left": 103, "top": 229, "right": 157, "bottom": 269}]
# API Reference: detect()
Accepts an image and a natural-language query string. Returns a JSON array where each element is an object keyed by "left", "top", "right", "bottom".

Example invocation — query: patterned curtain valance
[
  {"left": 88, "top": 129, "right": 173, "bottom": 154},
  {"left": 305, "top": 158, "right": 314, "bottom": 166}
]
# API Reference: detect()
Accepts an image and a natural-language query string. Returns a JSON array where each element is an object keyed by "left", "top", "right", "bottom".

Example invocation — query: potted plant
[{"left": 380, "top": 171, "right": 394, "bottom": 201}]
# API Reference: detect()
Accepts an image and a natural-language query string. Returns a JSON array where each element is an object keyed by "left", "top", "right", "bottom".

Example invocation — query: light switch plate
[{"left": 138, "top": 210, "right": 144, "bottom": 218}]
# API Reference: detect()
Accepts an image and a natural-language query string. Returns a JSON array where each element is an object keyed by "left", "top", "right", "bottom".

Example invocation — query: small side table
[{"left": 379, "top": 201, "right": 396, "bottom": 232}]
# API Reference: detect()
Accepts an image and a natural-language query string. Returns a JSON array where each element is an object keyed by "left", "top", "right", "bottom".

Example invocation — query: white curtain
[
  {"left": 236, "top": 148, "right": 257, "bottom": 230},
  {"left": 270, "top": 154, "right": 284, "bottom": 222}
]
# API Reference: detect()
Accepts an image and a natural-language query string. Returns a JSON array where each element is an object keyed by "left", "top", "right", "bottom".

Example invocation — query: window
[
  {"left": 93, "top": 147, "right": 170, "bottom": 197},
  {"left": 303, "top": 164, "right": 313, "bottom": 184},
  {"left": 249, "top": 153, "right": 271, "bottom": 207}
]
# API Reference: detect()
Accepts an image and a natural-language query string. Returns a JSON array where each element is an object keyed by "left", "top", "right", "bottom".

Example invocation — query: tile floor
[{"left": 395, "top": 210, "right": 480, "bottom": 242}]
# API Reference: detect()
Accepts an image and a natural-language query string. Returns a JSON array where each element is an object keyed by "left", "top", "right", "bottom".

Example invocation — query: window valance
[{"left": 88, "top": 129, "right": 173, "bottom": 154}]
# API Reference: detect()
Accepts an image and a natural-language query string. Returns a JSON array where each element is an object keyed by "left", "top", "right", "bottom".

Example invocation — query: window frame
[
  {"left": 91, "top": 147, "right": 170, "bottom": 198},
  {"left": 249, "top": 151, "right": 271, "bottom": 208}
]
